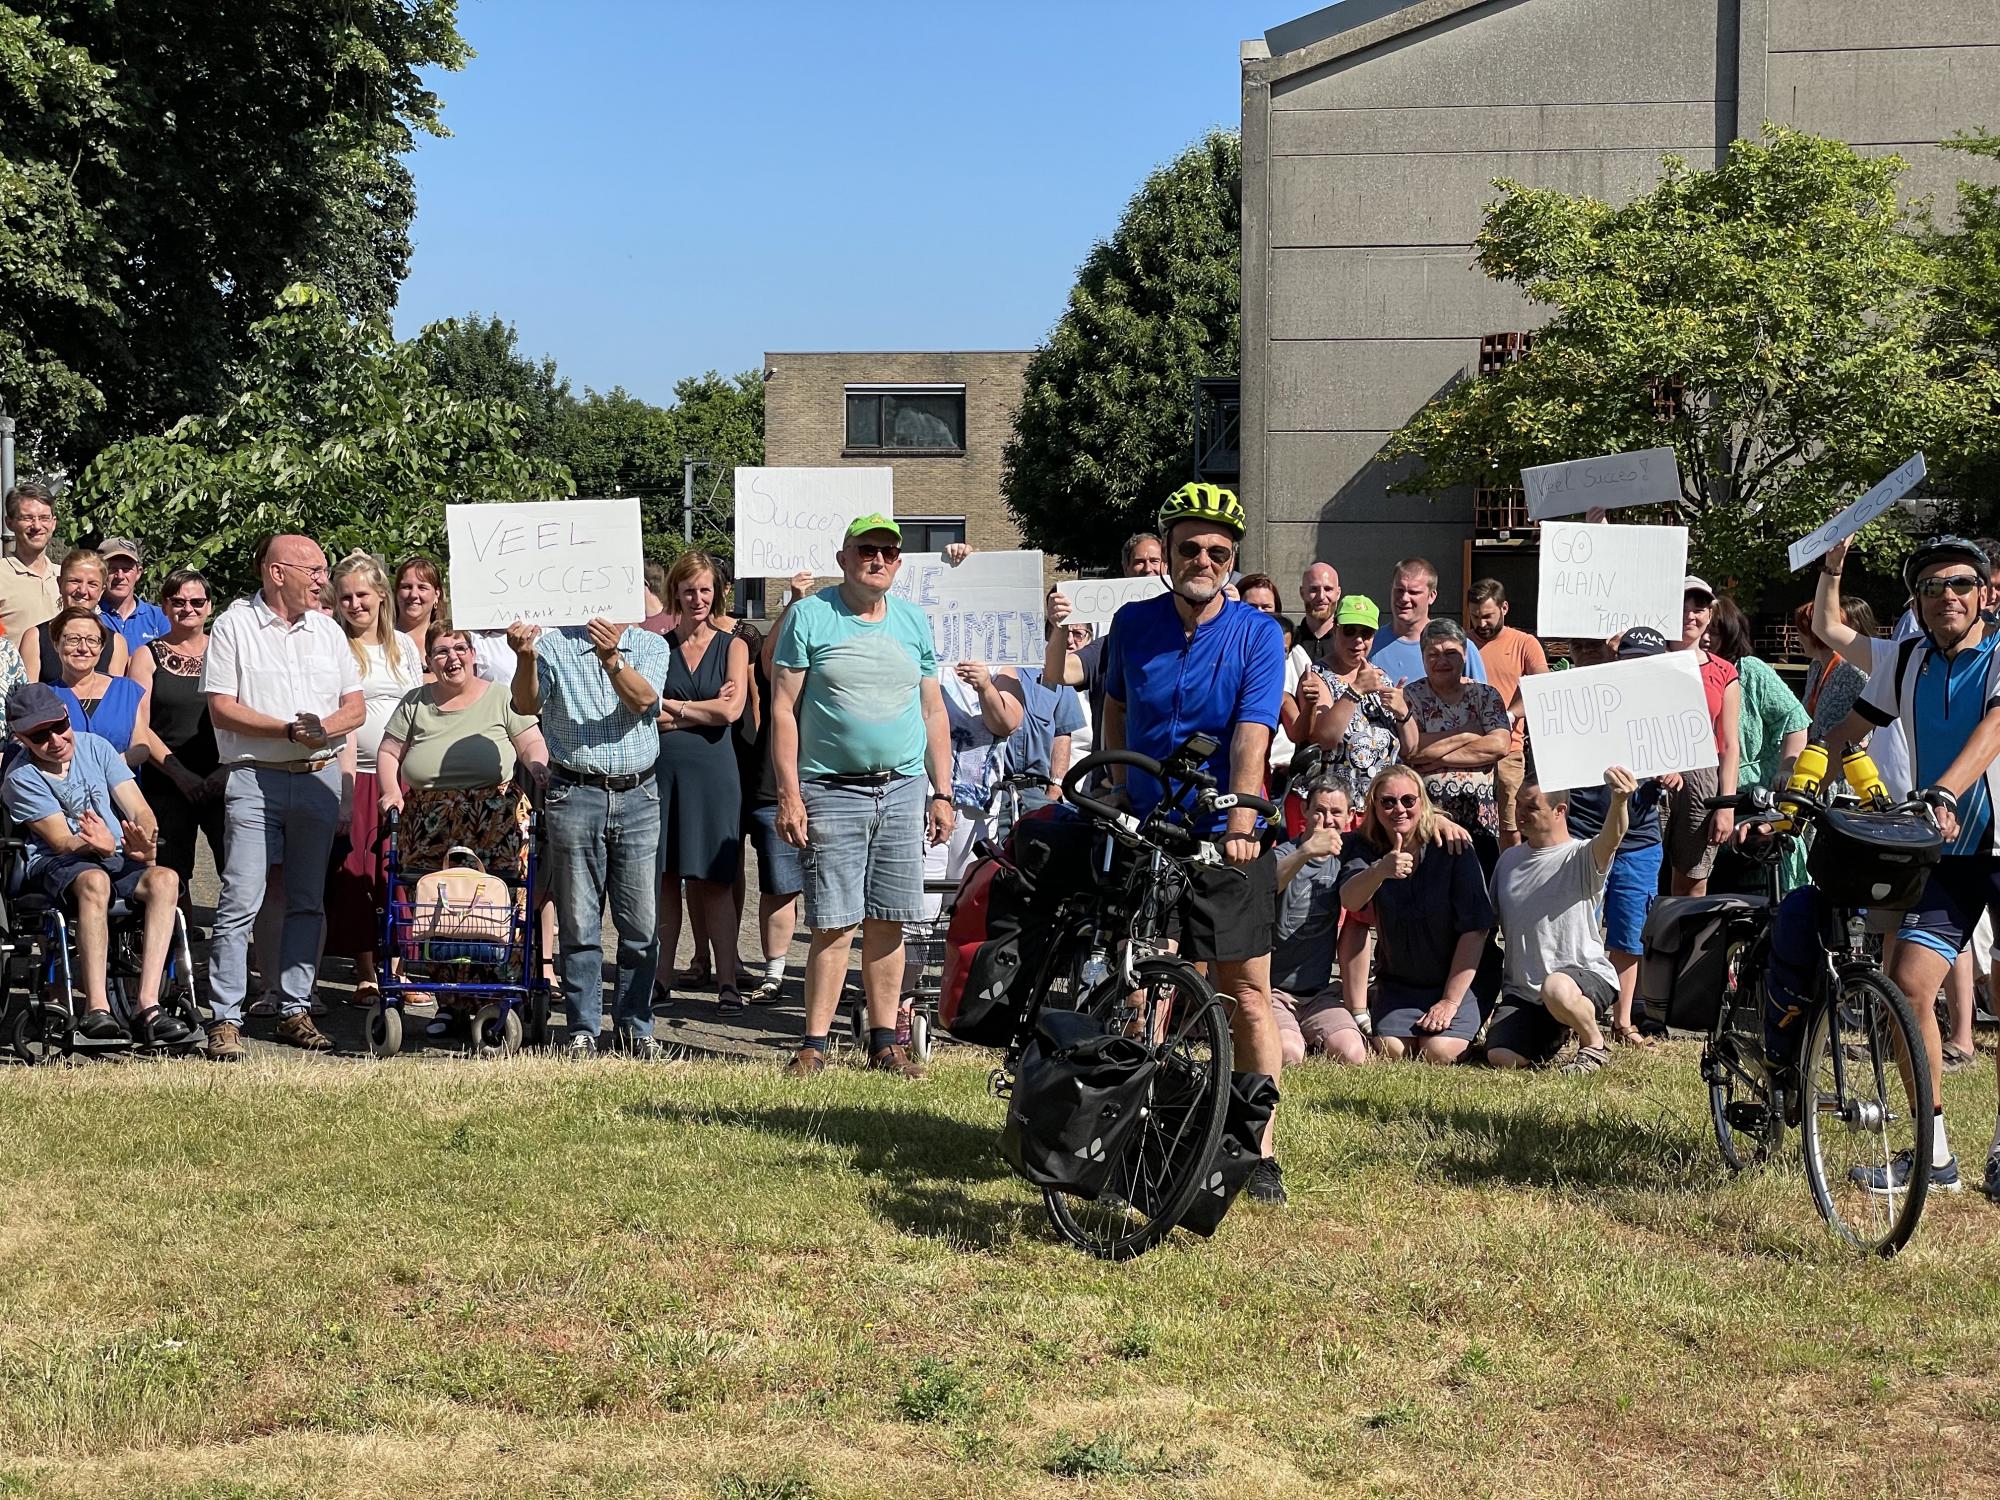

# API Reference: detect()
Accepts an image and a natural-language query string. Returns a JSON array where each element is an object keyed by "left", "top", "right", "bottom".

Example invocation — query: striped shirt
[{"left": 533, "top": 626, "right": 670, "bottom": 777}]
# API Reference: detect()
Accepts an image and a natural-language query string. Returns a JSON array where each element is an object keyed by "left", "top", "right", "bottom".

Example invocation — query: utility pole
[
  {"left": 682, "top": 454, "right": 695, "bottom": 543},
  {"left": 0, "top": 396, "right": 14, "bottom": 504}
]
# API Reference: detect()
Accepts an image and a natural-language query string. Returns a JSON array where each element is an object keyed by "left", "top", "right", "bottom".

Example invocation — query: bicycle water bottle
[
  {"left": 1775, "top": 742, "right": 1829, "bottom": 834},
  {"left": 1842, "top": 748, "right": 1888, "bottom": 809}
]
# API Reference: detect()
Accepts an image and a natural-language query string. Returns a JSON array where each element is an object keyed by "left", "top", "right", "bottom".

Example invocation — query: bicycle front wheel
[
  {"left": 1041, "top": 956, "right": 1233, "bottom": 1261},
  {"left": 1798, "top": 969, "right": 1936, "bottom": 1257}
]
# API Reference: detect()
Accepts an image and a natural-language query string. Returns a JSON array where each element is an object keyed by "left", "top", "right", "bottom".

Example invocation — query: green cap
[
  {"left": 844, "top": 513, "right": 902, "bottom": 543},
  {"left": 1335, "top": 594, "right": 1380, "bottom": 631}
]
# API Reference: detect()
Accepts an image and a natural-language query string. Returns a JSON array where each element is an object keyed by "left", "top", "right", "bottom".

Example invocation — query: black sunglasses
[
  {"left": 1917, "top": 574, "right": 1981, "bottom": 599},
  {"left": 23, "top": 720, "right": 70, "bottom": 745},
  {"left": 851, "top": 543, "right": 900, "bottom": 561},
  {"left": 1175, "top": 540, "right": 1235, "bottom": 566},
  {"left": 1377, "top": 793, "right": 1420, "bottom": 810}
]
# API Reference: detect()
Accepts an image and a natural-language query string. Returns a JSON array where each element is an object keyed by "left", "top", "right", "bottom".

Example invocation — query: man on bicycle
[
  {"left": 1834, "top": 534, "right": 2000, "bottom": 1196},
  {"left": 1101, "top": 482, "right": 1290, "bottom": 1203}
]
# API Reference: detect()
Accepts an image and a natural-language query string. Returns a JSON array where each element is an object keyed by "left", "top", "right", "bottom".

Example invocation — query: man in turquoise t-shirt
[{"left": 771, "top": 514, "right": 953, "bottom": 1079}]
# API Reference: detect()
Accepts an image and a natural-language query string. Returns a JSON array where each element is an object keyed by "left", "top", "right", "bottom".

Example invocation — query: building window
[
  {"left": 897, "top": 517, "right": 966, "bottom": 554},
  {"left": 844, "top": 385, "right": 966, "bottom": 454}
]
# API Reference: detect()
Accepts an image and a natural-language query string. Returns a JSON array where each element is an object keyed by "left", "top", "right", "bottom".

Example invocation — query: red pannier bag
[{"left": 939, "top": 857, "right": 1028, "bottom": 1046}]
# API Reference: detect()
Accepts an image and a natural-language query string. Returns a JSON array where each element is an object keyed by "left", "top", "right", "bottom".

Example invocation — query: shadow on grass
[{"left": 624, "top": 1099, "right": 1031, "bottom": 1250}]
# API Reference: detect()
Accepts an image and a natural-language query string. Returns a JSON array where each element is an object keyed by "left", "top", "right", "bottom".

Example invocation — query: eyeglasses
[
  {"left": 56, "top": 633, "right": 101, "bottom": 648},
  {"left": 22, "top": 721, "right": 70, "bottom": 744},
  {"left": 1175, "top": 541, "right": 1235, "bottom": 566},
  {"left": 1917, "top": 574, "right": 1982, "bottom": 599},
  {"left": 429, "top": 645, "right": 472, "bottom": 659},
  {"left": 851, "top": 543, "right": 900, "bottom": 561},
  {"left": 277, "top": 561, "right": 330, "bottom": 581},
  {"left": 1377, "top": 794, "right": 1420, "bottom": 810},
  {"left": 1339, "top": 625, "right": 1372, "bottom": 638},
  {"left": 168, "top": 596, "right": 209, "bottom": 610}
]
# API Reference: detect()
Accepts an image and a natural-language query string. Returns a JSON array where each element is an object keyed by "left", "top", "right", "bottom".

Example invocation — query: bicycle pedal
[{"left": 1724, "top": 1100, "right": 1772, "bottom": 1132}]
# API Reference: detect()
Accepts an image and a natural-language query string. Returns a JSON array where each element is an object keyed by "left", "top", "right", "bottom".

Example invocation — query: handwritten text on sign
[
  {"left": 734, "top": 467, "right": 893, "bottom": 577},
  {"left": 889, "top": 550, "right": 1046, "bottom": 667},
  {"left": 1522, "top": 446, "right": 1681, "bottom": 521},
  {"left": 1063, "top": 574, "right": 1170, "bottom": 631},
  {"left": 446, "top": 498, "right": 646, "bottom": 631},
  {"left": 1535, "top": 521, "right": 1688, "bottom": 640},
  {"left": 1521, "top": 652, "right": 1717, "bottom": 793},
  {"left": 1787, "top": 452, "right": 1927, "bottom": 572}
]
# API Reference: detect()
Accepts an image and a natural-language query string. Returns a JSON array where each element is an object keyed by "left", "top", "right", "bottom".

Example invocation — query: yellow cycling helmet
[{"left": 1157, "top": 481, "right": 1246, "bottom": 539}]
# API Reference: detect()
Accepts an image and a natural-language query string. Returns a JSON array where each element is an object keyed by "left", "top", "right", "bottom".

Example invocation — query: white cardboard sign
[
  {"left": 890, "top": 550, "right": 1046, "bottom": 667},
  {"left": 734, "top": 466, "right": 894, "bottom": 577},
  {"left": 1536, "top": 521, "right": 1688, "bottom": 639},
  {"left": 1523, "top": 446, "right": 1681, "bottom": 521},
  {"left": 1521, "top": 652, "right": 1717, "bottom": 793},
  {"left": 446, "top": 498, "right": 646, "bottom": 630},
  {"left": 1787, "top": 451, "right": 1927, "bottom": 571},
  {"left": 1062, "top": 574, "right": 1170, "bottom": 631}
]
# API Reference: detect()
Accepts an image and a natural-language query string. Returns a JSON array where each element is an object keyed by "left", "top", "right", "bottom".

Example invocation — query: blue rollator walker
[{"left": 369, "top": 804, "right": 551, "bottom": 1058}]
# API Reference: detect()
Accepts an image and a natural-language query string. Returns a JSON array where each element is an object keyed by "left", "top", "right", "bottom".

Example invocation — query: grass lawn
[{"left": 2, "top": 1044, "right": 1998, "bottom": 1499}]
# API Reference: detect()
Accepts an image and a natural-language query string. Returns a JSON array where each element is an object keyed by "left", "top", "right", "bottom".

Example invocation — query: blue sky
[{"left": 394, "top": 0, "right": 1284, "bottom": 401}]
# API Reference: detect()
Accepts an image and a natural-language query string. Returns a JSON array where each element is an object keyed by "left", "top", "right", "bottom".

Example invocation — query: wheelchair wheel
[
  {"left": 1040, "top": 956, "right": 1233, "bottom": 1261},
  {"left": 11, "top": 1002, "right": 72, "bottom": 1066},
  {"left": 471, "top": 1003, "right": 522, "bottom": 1059},
  {"left": 1799, "top": 969, "right": 1934, "bottom": 1257},
  {"left": 366, "top": 1002, "right": 403, "bottom": 1059}
]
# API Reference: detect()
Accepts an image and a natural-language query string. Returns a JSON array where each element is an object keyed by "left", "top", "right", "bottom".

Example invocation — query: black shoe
[
  {"left": 133, "top": 1006, "right": 195, "bottom": 1048},
  {"left": 1246, "top": 1157, "right": 1289, "bottom": 1205},
  {"left": 75, "top": 1008, "right": 129, "bottom": 1042}
]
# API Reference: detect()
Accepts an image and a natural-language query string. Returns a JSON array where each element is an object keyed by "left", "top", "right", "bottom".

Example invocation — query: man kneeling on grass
[{"left": 1484, "top": 764, "right": 1635, "bottom": 1075}]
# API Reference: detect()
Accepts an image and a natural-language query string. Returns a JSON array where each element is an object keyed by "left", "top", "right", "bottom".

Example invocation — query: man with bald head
[
  {"left": 1293, "top": 562, "right": 1342, "bottom": 670},
  {"left": 200, "top": 534, "right": 364, "bottom": 1058}
]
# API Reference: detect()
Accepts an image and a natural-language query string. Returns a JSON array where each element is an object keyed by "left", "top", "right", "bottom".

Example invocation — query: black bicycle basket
[
  {"left": 999, "top": 1008, "right": 1158, "bottom": 1198},
  {"left": 1807, "top": 805, "right": 1942, "bottom": 910}
]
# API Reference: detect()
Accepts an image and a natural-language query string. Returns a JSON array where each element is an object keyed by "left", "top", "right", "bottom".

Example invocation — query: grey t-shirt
[
  {"left": 1271, "top": 840, "right": 1346, "bottom": 995},
  {"left": 1490, "top": 838, "right": 1616, "bottom": 1002}
]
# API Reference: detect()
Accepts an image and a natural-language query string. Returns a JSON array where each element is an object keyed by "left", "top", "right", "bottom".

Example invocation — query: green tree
[
  {"left": 1003, "top": 131, "right": 1240, "bottom": 569},
  {"left": 4, "top": 1, "right": 467, "bottom": 469},
  {"left": 1384, "top": 129, "right": 1981, "bottom": 600},
  {"left": 1922, "top": 130, "right": 2000, "bottom": 522},
  {"left": 419, "top": 313, "right": 576, "bottom": 467},
  {"left": 69, "top": 285, "right": 569, "bottom": 596}
]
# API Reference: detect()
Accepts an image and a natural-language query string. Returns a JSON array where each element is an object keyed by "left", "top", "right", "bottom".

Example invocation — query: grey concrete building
[{"left": 1240, "top": 0, "right": 2000, "bottom": 623}]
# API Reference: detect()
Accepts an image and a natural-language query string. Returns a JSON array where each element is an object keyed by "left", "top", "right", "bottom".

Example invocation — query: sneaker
[
  {"left": 619, "top": 1033, "right": 666, "bottom": 1061},
  {"left": 1849, "top": 1149, "right": 1962, "bottom": 1197},
  {"left": 784, "top": 1045, "right": 827, "bottom": 1077},
  {"left": 1246, "top": 1156, "right": 1289, "bottom": 1206},
  {"left": 75, "top": 1008, "right": 129, "bottom": 1042},
  {"left": 868, "top": 1042, "right": 925, "bottom": 1079},
  {"left": 247, "top": 995, "right": 279, "bottom": 1017},
  {"left": 274, "top": 1012, "right": 333, "bottom": 1052},
  {"left": 205, "top": 1021, "right": 246, "bottom": 1062},
  {"left": 565, "top": 1031, "right": 598, "bottom": 1059},
  {"left": 746, "top": 977, "right": 784, "bottom": 1006},
  {"left": 1981, "top": 1152, "right": 2000, "bottom": 1201}
]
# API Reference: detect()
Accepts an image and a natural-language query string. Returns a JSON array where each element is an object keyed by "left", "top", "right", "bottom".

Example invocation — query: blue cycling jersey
[
  {"left": 1103, "top": 592, "right": 1285, "bottom": 832},
  {"left": 1859, "top": 627, "right": 2000, "bottom": 856}
]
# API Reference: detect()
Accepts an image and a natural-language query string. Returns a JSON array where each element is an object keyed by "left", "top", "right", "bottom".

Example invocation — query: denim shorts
[
  {"left": 1603, "top": 841, "right": 1665, "bottom": 955},
  {"left": 747, "top": 801, "right": 805, "bottom": 897},
  {"left": 800, "top": 774, "right": 927, "bottom": 928}
]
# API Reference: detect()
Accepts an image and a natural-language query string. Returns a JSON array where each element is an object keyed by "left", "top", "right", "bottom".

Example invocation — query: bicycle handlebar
[{"left": 1060, "top": 747, "right": 1279, "bottom": 840}]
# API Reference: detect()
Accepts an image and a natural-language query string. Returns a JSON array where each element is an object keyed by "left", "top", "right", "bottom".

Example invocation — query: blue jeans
[
  {"left": 209, "top": 764, "right": 342, "bottom": 1023},
  {"left": 800, "top": 774, "right": 926, "bottom": 929},
  {"left": 544, "top": 773, "right": 660, "bottom": 1039}
]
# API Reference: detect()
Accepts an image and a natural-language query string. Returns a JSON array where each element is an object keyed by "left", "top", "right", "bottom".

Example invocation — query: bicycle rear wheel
[
  {"left": 1798, "top": 969, "right": 1935, "bottom": 1257},
  {"left": 1707, "top": 949, "right": 1781, "bottom": 1172},
  {"left": 1041, "top": 956, "right": 1232, "bottom": 1261}
]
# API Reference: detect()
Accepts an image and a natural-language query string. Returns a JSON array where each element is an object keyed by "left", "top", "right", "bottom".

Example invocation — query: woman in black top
[{"left": 129, "top": 568, "right": 222, "bottom": 893}]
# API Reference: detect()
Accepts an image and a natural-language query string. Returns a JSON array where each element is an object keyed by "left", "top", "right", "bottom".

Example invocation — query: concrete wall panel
[
  {"left": 1770, "top": 0, "right": 2000, "bottom": 52},
  {"left": 1259, "top": 520, "right": 1483, "bottom": 614},
  {"left": 1768, "top": 47, "right": 2000, "bottom": 144},
  {"left": 1269, "top": 248, "right": 1536, "bottom": 339},
  {"left": 1273, "top": 0, "right": 1726, "bottom": 113},
  {"left": 1265, "top": 432, "right": 1477, "bottom": 525},
  {"left": 1270, "top": 148, "right": 1712, "bottom": 247},
  {"left": 1271, "top": 100, "right": 1724, "bottom": 156},
  {"left": 1267, "top": 338, "right": 1484, "bottom": 432}
]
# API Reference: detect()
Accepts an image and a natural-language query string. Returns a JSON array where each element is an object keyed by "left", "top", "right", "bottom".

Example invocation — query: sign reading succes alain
[{"left": 734, "top": 467, "right": 894, "bottom": 577}]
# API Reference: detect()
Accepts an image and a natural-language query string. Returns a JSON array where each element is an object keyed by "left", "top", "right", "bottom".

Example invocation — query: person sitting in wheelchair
[{"left": 1, "top": 682, "right": 195, "bottom": 1047}]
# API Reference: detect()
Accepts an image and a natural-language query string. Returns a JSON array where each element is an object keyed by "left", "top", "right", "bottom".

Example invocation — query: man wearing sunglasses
[
  {"left": 0, "top": 682, "right": 195, "bottom": 1049},
  {"left": 1837, "top": 535, "right": 2000, "bottom": 1197},
  {"left": 1101, "top": 482, "right": 1291, "bottom": 1202},
  {"left": 771, "top": 513, "right": 953, "bottom": 1079}
]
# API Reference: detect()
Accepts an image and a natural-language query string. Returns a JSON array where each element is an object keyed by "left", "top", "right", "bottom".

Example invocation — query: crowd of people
[{"left": 4, "top": 472, "right": 2000, "bottom": 1205}]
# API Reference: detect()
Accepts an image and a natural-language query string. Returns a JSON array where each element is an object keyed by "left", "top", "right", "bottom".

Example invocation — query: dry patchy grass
[{"left": 0, "top": 1045, "right": 1997, "bottom": 1498}]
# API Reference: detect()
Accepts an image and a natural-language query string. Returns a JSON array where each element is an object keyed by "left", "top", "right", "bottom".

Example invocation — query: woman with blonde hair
[
  {"left": 23, "top": 549, "right": 129, "bottom": 682},
  {"left": 1339, "top": 765, "right": 1494, "bottom": 1064},
  {"left": 326, "top": 552, "right": 422, "bottom": 1005}
]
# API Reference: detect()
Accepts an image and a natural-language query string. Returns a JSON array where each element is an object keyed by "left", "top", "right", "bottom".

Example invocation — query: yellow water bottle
[
  {"left": 1775, "top": 742, "right": 1829, "bottom": 834},
  {"left": 1843, "top": 748, "right": 1888, "bottom": 809}
]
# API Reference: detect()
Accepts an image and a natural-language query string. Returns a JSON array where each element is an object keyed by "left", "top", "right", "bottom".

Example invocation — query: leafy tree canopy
[
  {"left": 70, "top": 285, "right": 568, "bottom": 596},
  {"left": 1922, "top": 130, "right": 2000, "bottom": 519},
  {"left": 1004, "top": 131, "right": 1239, "bottom": 570},
  {"left": 1384, "top": 129, "right": 1989, "bottom": 601}
]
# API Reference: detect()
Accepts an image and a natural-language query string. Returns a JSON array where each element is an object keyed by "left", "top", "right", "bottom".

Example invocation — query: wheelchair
[{"left": 0, "top": 810, "right": 205, "bottom": 1065}]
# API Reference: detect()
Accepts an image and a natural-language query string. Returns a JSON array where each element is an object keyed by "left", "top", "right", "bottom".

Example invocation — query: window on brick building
[
  {"left": 897, "top": 517, "right": 967, "bottom": 554},
  {"left": 844, "top": 386, "right": 966, "bottom": 453}
]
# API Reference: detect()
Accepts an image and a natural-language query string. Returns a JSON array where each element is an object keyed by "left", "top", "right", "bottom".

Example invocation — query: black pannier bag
[
  {"left": 999, "top": 1008, "right": 1157, "bottom": 1197},
  {"left": 1639, "top": 894, "right": 1765, "bottom": 1033},
  {"left": 1806, "top": 805, "right": 1942, "bottom": 910},
  {"left": 1168, "top": 1070, "right": 1280, "bottom": 1238}
]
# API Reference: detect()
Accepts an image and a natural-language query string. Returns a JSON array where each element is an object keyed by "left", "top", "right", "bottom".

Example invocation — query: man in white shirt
[
  {"left": 0, "top": 481, "right": 61, "bottom": 643},
  {"left": 200, "top": 534, "right": 363, "bottom": 1058}
]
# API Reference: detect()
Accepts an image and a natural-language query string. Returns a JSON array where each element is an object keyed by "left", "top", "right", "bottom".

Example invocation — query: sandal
[
  {"left": 1943, "top": 1042, "right": 1979, "bottom": 1072},
  {"left": 349, "top": 981, "right": 382, "bottom": 1009},
  {"left": 1611, "top": 1024, "right": 1656, "bottom": 1049},
  {"left": 717, "top": 986, "right": 745, "bottom": 1014},
  {"left": 1560, "top": 1044, "right": 1611, "bottom": 1077}
]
